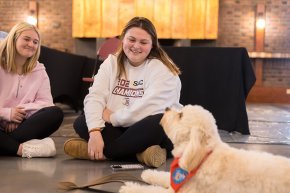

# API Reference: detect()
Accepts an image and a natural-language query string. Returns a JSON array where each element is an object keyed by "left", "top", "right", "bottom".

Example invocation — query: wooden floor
[{"left": 0, "top": 103, "right": 290, "bottom": 193}]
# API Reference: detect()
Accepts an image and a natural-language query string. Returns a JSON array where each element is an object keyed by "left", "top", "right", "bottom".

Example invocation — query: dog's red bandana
[{"left": 170, "top": 151, "right": 213, "bottom": 192}]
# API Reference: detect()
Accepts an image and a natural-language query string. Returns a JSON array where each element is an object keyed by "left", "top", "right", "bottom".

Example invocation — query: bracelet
[{"left": 89, "top": 128, "right": 103, "bottom": 133}]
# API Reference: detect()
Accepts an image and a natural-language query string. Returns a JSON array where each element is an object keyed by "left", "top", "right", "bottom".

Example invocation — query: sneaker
[
  {"left": 22, "top": 138, "right": 56, "bottom": 158},
  {"left": 136, "top": 145, "right": 166, "bottom": 168},
  {"left": 63, "top": 138, "right": 89, "bottom": 159}
]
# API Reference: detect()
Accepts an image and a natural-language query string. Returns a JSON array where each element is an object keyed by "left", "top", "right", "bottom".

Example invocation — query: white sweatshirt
[{"left": 84, "top": 54, "right": 182, "bottom": 130}]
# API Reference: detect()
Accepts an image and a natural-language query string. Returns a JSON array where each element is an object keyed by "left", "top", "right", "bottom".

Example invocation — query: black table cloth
[
  {"left": 39, "top": 46, "right": 95, "bottom": 111},
  {"left": 163, "top": 47, "right": 256, "bottom": 134}
]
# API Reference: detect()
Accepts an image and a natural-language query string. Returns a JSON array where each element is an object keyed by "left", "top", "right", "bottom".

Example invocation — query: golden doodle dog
[{"left": 119, "top": 105, "right": 290, "bottom": 193}]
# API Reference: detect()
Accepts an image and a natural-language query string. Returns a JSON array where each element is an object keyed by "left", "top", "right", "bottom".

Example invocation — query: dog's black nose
[{"left": 165, "top": 107, "right": 170, "bottom": 111}]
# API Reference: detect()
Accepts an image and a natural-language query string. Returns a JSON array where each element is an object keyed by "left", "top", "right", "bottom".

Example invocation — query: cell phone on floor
[{"left": 110, "top": 164, "right": 145, "bottom": 171}]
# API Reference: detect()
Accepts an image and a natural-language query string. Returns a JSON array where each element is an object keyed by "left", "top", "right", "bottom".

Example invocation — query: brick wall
[
  {"left": 217, "top": 0, "right": 256, "bottom": 50},
  {"left": 264, "top": 0, "right": 290, "bottom": 52},
  {"left": 217, "top": 0, "right": 290, "bottom": 87},
  {"left": 1, "top": 0, "right": 289, "bottom": 53},
  {"left": 263, "top": 59, "right": 290, "bottom": 86},
  {"left": 217, "top": 0, "right": 290, "bottom": 53},
  {"left": 37, "top": 0, "right": 73, "bottom": 52},
  {"left": 0, "top": 1, "right": 31, "bottom": 30},
  {"left": 0, "top": 0, "right": 73, "bottom": 52},
  {"left": 1, "top": 0, "right": 290, "bottom": 87}
]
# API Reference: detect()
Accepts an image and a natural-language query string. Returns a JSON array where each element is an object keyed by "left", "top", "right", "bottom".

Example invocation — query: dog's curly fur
[{"left": 119, "top": 105, "right": 290, "bottom": 193}]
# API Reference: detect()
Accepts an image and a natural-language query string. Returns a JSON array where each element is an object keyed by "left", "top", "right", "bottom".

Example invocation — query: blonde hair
[
  {"left": 116, "top": 17, "right": 181, "bottom": 79},
  {"left": 0, "top": 22, "right": 41, "bottom": 74}
]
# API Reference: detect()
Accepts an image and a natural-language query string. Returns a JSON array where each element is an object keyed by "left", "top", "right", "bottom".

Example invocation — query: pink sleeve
[
  {"left": 20, "top": 72, "right": 54, "bottom": 118},
  {"left": 0, "top": 107, "right": 11, "bottom": 121}
]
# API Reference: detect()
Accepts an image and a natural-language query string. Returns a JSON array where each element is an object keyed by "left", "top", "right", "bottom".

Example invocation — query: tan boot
[
  {"left": 136, "top": 145, "right": 166, "bottom": 168},
  {"left": 63, "top": 138, "right": 89, "bottom": 159}
]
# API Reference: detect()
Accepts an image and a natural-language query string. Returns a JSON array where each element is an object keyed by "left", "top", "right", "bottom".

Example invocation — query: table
[
  {"left": 39, "top": 46, "right": 95, "bottom": 111},
  {"left": 163, "top": 47, "right": 256, "bottom": 134}
]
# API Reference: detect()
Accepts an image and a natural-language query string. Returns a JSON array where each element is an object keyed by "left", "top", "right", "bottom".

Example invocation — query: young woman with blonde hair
[{"left": 0, "top": 22, "right": 63, "bottom": 158}]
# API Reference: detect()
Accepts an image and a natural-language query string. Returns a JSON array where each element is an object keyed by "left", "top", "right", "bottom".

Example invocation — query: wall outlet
[{"left": 287, "top": 89, "right": 290, "bottom": 95}]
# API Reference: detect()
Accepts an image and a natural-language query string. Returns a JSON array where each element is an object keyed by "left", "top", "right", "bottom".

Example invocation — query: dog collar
[{"left": 170, "top": 150, "right": 213, "bottom": 192}]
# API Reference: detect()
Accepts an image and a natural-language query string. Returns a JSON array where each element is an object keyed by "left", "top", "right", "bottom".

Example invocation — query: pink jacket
[{"left": 0, "top": 62, "right": 54, "bottom": 122}]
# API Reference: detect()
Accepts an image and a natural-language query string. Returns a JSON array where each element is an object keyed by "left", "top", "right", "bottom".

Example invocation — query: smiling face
[
  {"left": 122, "top": 27, "right": 152, "bottom": 67},
  {"left": 15, "top": 29, "right": 39, "bottom": 61}
]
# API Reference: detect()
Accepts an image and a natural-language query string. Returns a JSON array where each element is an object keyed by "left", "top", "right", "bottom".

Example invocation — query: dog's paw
[
  {"left": 141, "top": 169, "right": 156, "bottom": 182},
  {"left": 119, "top": 181, "right": 171, "bottom": 193},
  {"left": 141, "top": 169, "right": 170, "bottom": 188},
  {"left": 119, "top": 182, "right": 141, "bottom": 193}
]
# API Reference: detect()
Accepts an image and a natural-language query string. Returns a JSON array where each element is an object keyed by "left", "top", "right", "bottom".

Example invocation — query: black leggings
[
  {"left": 0, "top": 106, "right": 64, "bottom": 156},
  {"left": 73, "top": 114, "right": 173, "bottom": 161}
]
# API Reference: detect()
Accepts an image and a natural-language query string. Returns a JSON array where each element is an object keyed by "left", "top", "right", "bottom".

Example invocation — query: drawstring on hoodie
[{"left": 16, "top": 75, "right": 23, "bottom": 98}]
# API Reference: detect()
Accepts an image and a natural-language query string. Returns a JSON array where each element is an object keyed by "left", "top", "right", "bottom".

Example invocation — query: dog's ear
[{"left": 179, "top": 125, "right": 208, "bottom": 171}]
